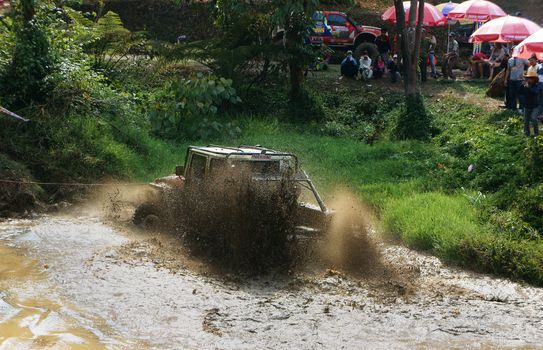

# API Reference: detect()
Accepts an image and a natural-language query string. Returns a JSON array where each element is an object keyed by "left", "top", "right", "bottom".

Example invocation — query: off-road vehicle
[{"left": 134, "top": 145, "right": 331, "bottom": 234}]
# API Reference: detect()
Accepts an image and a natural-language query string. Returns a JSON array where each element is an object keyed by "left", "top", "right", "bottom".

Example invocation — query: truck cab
[
  {"left": 307, "top": 11, "right": 381, "bottom": 50},
  {"left": 141, "top": 145, "right": 331, "bottom": 233}
]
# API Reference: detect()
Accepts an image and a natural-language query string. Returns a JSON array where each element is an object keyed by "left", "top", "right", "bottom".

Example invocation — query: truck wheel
[
  {"left": 354, "top": 42, "right": 379, "bottom": 61},
  {"left": 133, "top": 202, "right": 161, "bottom": 226}
]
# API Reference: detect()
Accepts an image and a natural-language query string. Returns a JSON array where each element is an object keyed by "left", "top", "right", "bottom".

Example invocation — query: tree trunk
[
  {"left": 393, "top": 0, "right": 431, "bottom": 140},
  {"left": 289, "top": 62, "right": 304, "bottom": 97}
]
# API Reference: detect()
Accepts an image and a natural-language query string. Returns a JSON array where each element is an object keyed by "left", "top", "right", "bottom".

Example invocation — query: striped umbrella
[
  {"left": 513, "top": 28, "right": 543, "bottom": 60},
  {"left": 470, "top": 15, "right": 541, "bottom": 43},
  {"left": 382, "top": 1, "right": 448, "bottom": 27},
  {"left": 447, "top": 0, "right": 506, "bottom": 22}
]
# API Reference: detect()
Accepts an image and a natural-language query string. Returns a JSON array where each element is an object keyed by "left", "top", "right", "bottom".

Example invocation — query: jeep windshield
[{"left": 231, "top": 160, "right": 281, "bottom": 177}]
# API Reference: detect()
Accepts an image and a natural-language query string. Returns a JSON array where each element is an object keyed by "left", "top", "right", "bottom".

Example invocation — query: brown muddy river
[{"left": 1, "top": 210, "right": 543, "bottom": 349}]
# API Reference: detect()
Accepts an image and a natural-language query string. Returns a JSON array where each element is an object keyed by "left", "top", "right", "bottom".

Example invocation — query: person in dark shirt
[
  {"left": 519, "top": 70, "right": 542, "bottom": 136},
  {"left": 388, "top": 54, "right": 401, "bottom": 83},
  {"left": 374, "top": 29, "right": 391, "bottom": 65},
  {"left": 340, "top": 50, "right": 359, "bottom": 78}
]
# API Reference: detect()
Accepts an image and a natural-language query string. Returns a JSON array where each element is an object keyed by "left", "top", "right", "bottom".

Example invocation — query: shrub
[
  {"left": 395, "top": 94, "right": 432, "bottom": 140},
  {"left": 149, "top": 74, "right": 241, "bottom": 139},
  {"left": 288, "top": 87, "right": 325, "bottom": 122},
  {"left": 1, "top": 0, "right": 53, "bottom": 107}
]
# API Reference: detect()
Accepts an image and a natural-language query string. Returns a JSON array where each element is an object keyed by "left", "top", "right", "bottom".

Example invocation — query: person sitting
[
  {"left": 476, "top": 43, "right": 506, "bottom": 80},
  {"left": 388, "top": 54, "right": 401, "bottom": 83},
  {"left": 468, "top": 51, "right": 488, "bottom": 78},
  {"left": 340, "top": 50, "right": 358, "bottom": 78},
  {"left": 373, "top": 55, "right": 386, "bottom": 79},
  {"left": 359, "top": 51, "right": 373, "bottom": 81}
]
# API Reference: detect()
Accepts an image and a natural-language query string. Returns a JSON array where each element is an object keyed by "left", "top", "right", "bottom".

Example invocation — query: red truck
[{"left": 306, "top": 11, "right": 381, "bottom": 53}]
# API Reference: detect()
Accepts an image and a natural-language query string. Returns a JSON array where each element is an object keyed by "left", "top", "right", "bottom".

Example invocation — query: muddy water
[{"left": 1, "top": 214, "right": 543, "bottom": 349}]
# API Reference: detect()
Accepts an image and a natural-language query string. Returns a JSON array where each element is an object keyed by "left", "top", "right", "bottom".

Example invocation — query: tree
[
  {"left": 1, "top": 0, "right": 53, "bottom": 108},
  {"left": 393, "top": 0, "right": 432, "bottom": 140}
]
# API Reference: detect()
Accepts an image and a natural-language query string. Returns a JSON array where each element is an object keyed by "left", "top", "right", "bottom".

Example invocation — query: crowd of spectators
[{"left": 337, "top": 27, "right": 543, "bottom": 136}]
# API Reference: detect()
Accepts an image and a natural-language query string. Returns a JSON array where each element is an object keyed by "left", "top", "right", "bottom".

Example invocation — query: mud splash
[
  {"left": 1, "top": 206, "right": 543, "bottom": 349},
  {"left": 318, "top": 189, "right": 383, "bottom": 276}
]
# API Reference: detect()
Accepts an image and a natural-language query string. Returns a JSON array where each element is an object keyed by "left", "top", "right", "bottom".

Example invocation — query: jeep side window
[
  {"left": 209, "top": 158, "right": 228, "bottom": 178},
  {"left": 188, "top": 154, "right": 207, "bottom": 180},
  {"left": 327, "top": 14, "right": 346, "bottom": 27}
]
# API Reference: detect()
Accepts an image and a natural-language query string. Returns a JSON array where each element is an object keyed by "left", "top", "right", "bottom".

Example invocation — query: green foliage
[
  {"left": 1, "top": 0, "right": 53, "bottom": 107},
  {"left": 149, "top": 74, "right": 242, "bottom": 139},
  {"left": 321, "top": 88, "right": 403, "bottom": 143},
  {"left": 395, "top": 94, "right": 432, "bottom": 140},
  {"left": 288, "top": 87, "right": 325, "bottom": 122}
]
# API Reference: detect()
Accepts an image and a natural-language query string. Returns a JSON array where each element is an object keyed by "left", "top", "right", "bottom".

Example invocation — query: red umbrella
[
  {"left": 513, "top": 28, "right": 543, "bottom": 60},
  {"left": 469, "top": 16, "right": 541, "bottom": 43},
  {"left": 381, "top": 2, "right": 447, "bottom": 27},
  {"left": 447, "top": 0, "right": 506, "bottom": 22}
]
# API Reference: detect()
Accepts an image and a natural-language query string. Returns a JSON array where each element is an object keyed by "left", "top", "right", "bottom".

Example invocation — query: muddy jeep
[{"left": 134, "top": 145, "right": 331, "bottom": 235}]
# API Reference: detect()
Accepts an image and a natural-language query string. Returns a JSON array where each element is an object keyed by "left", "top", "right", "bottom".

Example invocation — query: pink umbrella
[
  {"left": 447, "top": 0, "right": 506, "bottom": 22},
  {"left": 469, "top": 15, "right": 541, "bottom": 43},
  {"left": 381, "top": 1, "right": 447, "bottom": 27},
  {"left": 513, "top": 28, "right": 543, "bottom": 60}
]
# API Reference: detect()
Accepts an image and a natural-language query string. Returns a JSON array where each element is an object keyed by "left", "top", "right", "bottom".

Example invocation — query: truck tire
[
  {"left": 354, "top": 42, "right": 379, "bottom": 61},
  {"left": 133, "top": 202, "right": 161, "bottom": 226}
]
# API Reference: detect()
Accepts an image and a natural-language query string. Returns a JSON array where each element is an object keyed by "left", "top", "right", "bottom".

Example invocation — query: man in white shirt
[
  {"left": 359, "top": 51, "right": 373, "bottom": 81},
  {"left": 442, "top": 33, "right": 459, "bottom": 80},
  {"left": 505, "top": 54, "right": 527, "bottom": 110}
]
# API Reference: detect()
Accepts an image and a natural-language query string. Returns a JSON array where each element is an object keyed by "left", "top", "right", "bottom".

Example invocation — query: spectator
[
  {"left": 373, "top": 55, "right": 386, "bottom": 79},
  {"left": 476, "top": 43, "right": 505, "bottom": 80},
  {"left": 442, "top": 33, "right": 459, "bottom": 80},
  {"left": 419, "top": 30, "right": 431, "bottom": 83},
  {"left": 341, "top": 50, "right": 358, "bottom": 78},
  {"left": 468, "top": 51, "right": 488, "bottom": 78},
  {"left": 504, "top": 53, "right": 527, "bottom": 111},
  {"left": 519, "top": 70, "right": 541, "bottom": 136},
  {"left": 359, "top": 51, "right": 373, "bottom": 81},
  {"left": 388, "top": 54, "right": 401, "bottom": 83},
  {"left": 427, "top": 31, "right": 437, "bottom": 79},
  {"left": 527, "top": 53, "right": 539, "bottom": 75},
  {"left": 538, "top": 59, "right": 543, "bottom": 82},
  {"left": 374, "top": 29, "right": 391, "bottom": 65}
]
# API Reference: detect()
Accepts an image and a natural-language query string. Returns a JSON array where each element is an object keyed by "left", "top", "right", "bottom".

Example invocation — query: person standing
[
  {"left": 442, "top": 33, "right": 459, "bottom": 80},
  {"left": 428, "top": 31, "right": 437, "bottom": 79},
  {"left": 375, "top": 29, "right": 391, "bottom": 65},
  {"left": 519, "top": 70, "right": 541, "bottom": 136},
  {"left": 504, "top": 53, "right": 527, "bottom": 110},
  {"left": 527, "top": 54, "right": 539, "bottom": 75}
]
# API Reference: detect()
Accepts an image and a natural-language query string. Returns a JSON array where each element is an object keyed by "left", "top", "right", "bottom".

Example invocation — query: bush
[
  {"left": 395, "top": 94, "right": 432, "bottom": 140},
  {"left": 149, "top": 74, "right": 241, "bottom": 139},
  {"left": 288, "top": 87, "right": 325, "bottom": 122},
  {"left": 1, "top": 0, "right": 53, "bottom": 107}
]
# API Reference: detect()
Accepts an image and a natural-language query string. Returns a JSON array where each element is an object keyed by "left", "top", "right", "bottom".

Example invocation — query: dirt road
[{"left": 1, "top": 213, "right": 543, "bottom": 349}]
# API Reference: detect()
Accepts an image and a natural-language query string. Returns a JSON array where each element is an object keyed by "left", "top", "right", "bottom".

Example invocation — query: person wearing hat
[
  {"left": 341, "top": 50, "right": 359, "bottom": 78},
  {"left": 442, "top": 33, "right": 459, "bottom": 80},
  {"left": 527, "top": 53, "right": 539, "bottom": 76},
  {"left": 519, "top": 70, "right": 542, "bottom": 136}
]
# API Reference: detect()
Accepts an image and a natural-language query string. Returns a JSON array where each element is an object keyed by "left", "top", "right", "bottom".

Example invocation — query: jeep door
[{"left": 326, "top": 13, "right": 356, "bottom": 46}]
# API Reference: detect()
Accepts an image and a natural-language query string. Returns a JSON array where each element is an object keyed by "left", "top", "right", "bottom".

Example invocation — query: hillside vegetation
[{"left": 1, "top": 0, "right": 543, "bottom": 286}]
